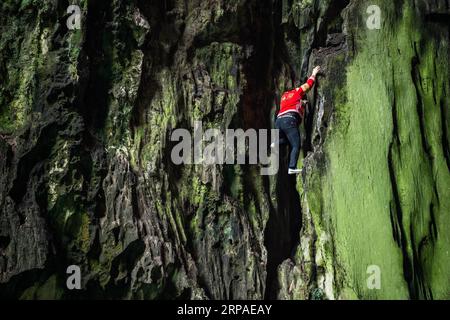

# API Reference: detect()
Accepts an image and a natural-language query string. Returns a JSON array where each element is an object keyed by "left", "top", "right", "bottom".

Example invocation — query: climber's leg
[
  {"left": 275, "top": 116, "right": 301, "bottom": 170},
  {"left": 284, "top": 126, "right": 301, "bottom": 169},
  {"left": 278, "top": 135, "right": 288, "bottom": 146},
  {"left": 274, "top": 118, "right": 288, "bottom": 146}
]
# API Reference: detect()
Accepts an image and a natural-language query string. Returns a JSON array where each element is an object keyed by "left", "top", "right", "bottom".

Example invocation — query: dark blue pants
[{"left": 275, "top": 116, "right": 301, "bottom": 169}]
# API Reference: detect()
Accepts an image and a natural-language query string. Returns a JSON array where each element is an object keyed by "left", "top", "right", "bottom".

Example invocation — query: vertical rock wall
[
  {"left": 0, "top": 0, "right": 448, "bottom": 299},
  {"left": 278, "top": 0, "right": 450, "bottom": 300}
]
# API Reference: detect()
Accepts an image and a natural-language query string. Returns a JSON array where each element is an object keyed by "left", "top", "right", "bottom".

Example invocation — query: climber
[{"left": 273, "top": 65, "right": 321, "bottom": 175}]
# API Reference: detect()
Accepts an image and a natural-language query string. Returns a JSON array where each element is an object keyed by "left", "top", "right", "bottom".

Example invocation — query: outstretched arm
[{"left": 297, "top": 66, "right": 321, "bottom": 94}]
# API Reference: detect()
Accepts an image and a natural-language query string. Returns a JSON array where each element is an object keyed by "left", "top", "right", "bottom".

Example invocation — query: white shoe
[{"left": 288, "top": 168, "right": 302, "bottom": 175}]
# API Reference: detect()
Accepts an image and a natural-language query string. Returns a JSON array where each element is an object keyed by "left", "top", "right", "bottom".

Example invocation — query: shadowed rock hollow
[{"left": 0, "top": 0, "right": 449, "bottom": 299}]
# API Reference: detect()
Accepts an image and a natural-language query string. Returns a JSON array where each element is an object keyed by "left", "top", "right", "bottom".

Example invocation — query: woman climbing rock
[{"left": 273, "top": 65, "right": 321, "bottom": 174}]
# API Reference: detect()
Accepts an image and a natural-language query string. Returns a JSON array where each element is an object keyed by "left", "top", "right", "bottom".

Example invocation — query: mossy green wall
[{"left": 295, "top": 0, "right": 450, "bottom": 299}]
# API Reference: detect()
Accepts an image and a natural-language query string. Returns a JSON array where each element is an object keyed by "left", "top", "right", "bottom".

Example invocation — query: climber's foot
[{"left": 288, "top": 168, "right": 302, "bottom": 175}]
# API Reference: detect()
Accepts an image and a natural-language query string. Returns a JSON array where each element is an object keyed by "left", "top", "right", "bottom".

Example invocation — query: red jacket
[{"left": 277, "top": 76, "right": 316, "bottom": 118}]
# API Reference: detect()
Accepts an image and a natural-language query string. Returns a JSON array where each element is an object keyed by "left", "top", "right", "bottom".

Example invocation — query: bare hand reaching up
[{"left": 312, "top": 66, "right": 321, "bottom": 77}]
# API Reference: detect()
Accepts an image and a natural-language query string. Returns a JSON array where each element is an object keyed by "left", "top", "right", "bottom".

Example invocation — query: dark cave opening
[
  {"left": 0, "top": 235, "right": 10, "bottom": 250},
  {"left": 263, "top": 157, "right": 302, "bottom": 299},
  {"left": 81, "top": 0, "right": 114, "bottom": 131},
  {"left": 261, "top": 0, "right": 303, "bottom": 300}
]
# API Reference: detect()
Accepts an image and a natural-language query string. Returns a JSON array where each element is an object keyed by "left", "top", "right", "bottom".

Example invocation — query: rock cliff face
[{"left": 0, "top": 0, "right": 448, "bottom": 299}]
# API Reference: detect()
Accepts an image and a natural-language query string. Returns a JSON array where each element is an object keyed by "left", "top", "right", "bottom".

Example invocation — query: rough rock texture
[
  {"left": 0, "top": 0, "right": 449, "bottom": 300},
  {"left": 277, "top": 0, "right": 450, "bottom": 300}
]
